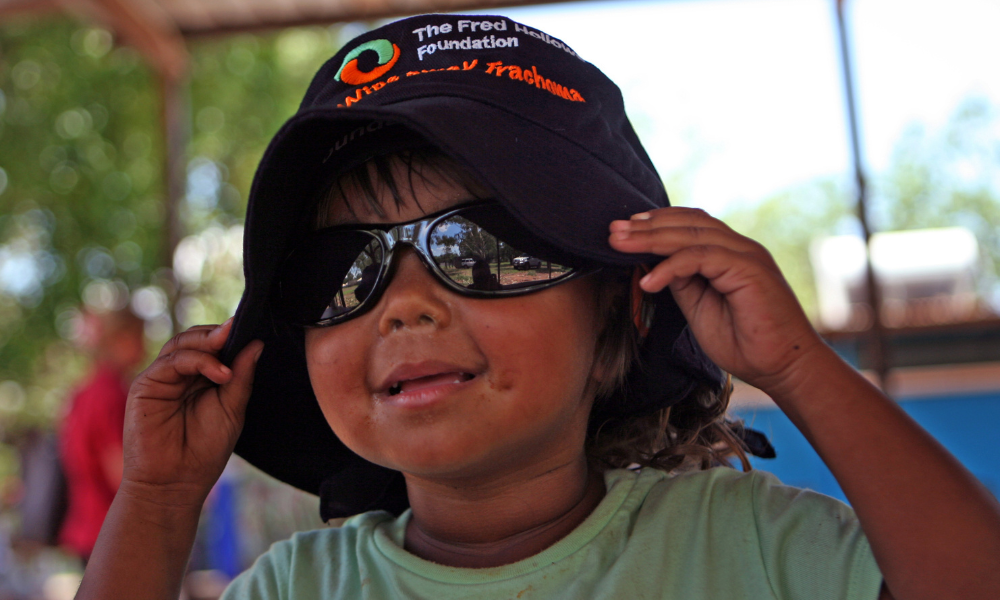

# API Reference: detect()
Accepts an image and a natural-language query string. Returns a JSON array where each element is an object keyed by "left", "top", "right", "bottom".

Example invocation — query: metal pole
[{"left": 834, "top": 0, "right": 890, "bottom": 389}]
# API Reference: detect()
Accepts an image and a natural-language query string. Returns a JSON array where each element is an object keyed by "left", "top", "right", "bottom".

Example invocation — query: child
[{"left": 78, "top": 14, "right": 1000, "bottom": 600}]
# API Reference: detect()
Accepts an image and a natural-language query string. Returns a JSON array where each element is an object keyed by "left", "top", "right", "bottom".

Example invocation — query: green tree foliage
[
  {"left": 457, "top": 222, "right": 499, "bottom": 261},
  {"left": 0, "top": 17, "right": 163, "bottom": 429},
  {"left": 0, "top": 16, "right": 359, "bottom": 435}
]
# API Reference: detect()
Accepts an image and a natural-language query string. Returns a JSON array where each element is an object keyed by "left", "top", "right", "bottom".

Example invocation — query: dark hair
[
  {"left": 586, "top": 270, "right": 750, "bottom": 471},
  {"left": 316, "top": 149, "right": 750, "bottom": 473}
]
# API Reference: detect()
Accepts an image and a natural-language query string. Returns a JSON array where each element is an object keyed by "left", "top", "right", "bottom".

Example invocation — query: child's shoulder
[
  {"left": 633, "top": 464, "right": 767, "bottom": 502},
  {"left": 637, "top": 466, "right": 857, "bottom": 529}
]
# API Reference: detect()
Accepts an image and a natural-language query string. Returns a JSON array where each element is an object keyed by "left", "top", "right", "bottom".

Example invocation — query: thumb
[{"left": 219, "top": 340, "right": 265, "bottom": 424}]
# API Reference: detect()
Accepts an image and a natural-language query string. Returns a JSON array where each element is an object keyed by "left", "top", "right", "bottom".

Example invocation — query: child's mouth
[{"left": 388, "top": 372, "right": 475, "bottom": 396}]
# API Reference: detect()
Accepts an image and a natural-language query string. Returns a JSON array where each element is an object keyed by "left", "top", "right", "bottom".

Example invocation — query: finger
[
  {"left": 143, "top": 348, "right": 234, "bottom": 390},
  {"left": 610, "top": 207, "right": 731, "bottom": 234},
  {"left": 609, "top": 224, "right": 761, "bottom": 257},
  {"left": 217, "top": 340, "right": 265, "bottom": 423},
  {"left": 638, "top": 245, "right": 766, "bottom": 295},
  {"left": 156, "top": 318, "right": 234, "bottom": 358}
]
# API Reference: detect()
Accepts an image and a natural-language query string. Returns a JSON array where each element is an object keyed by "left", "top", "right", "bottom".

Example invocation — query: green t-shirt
[{"left": 222, "top": 468, "right": 883, "bottom": 599}]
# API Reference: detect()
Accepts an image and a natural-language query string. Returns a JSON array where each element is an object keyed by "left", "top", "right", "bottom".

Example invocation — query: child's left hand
[{"left": 609, "top": 207, "right": 825, "bottom": 394}]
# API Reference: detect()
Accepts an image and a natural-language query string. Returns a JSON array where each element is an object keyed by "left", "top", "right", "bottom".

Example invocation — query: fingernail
[
  {"left": 631, "top": 212, "right": 651, "bottom": 220},
  {"left": 612, "top": 231, "right": 630, "bottom": 240},
  {"left": 640, "top": 274, "right": 652, "bottom": 287},
  {"left": 220, "top": 365, "right": 232, "bottom": 376}
]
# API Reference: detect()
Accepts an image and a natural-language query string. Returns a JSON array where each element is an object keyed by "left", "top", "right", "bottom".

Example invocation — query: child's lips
[
  {"left": 391, "top": 372, "right": 475, "bottom": 395},
  {"left": 378, "top": 372, "right": 477, "bottom": 409},
  {"left": 375, "top": 361, "right": 480, "bottom": 407}
]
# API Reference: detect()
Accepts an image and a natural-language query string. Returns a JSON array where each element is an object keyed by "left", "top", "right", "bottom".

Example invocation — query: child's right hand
[{"left": 120, "top": 319, "right": 264, "bottom": 509}]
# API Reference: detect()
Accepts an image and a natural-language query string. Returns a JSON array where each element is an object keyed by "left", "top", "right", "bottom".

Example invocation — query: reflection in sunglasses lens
[
  {"left": 344, "top": 238, "right": 383, "bottom": 306},
  {"left": 319, "top": 237, "right": 383, "bottom": 320},
  {"left": 428, "top": 215, "right": 573, "bottom": 291}
]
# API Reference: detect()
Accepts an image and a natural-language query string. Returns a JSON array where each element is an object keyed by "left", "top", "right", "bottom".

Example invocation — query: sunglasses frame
[{"left": 286, "top": 201, "right": 600, "bottom": 328}]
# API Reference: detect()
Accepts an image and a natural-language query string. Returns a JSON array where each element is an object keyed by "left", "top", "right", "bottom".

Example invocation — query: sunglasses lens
[
  {"left": 324, "top": 237, "right": 384, "bottom": 319},
  {"left": 278, "top": 230, "right": 384, "bottom": 324},
  {"left": 428, "top": 209, "right": 576, "bottom": 292}
]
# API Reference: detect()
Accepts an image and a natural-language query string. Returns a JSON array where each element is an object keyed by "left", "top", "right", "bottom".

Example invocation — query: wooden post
[{"left": 159, "top": 72, "right": 189, "bottom": 333}]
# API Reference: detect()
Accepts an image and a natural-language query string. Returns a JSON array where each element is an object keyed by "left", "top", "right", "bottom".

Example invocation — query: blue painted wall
[{"left": 734, "top": 391, "right": 1000, "bottom": 503}]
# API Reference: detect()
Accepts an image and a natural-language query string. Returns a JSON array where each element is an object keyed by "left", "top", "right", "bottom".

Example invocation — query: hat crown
[{"left": 302, "top": 15, "right": 601, "bottom": 108}]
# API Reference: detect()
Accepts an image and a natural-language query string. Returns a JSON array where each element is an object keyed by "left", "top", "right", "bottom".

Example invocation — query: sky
[{"left": 473, "top": 0, "right": 1000, "bottom": 214}]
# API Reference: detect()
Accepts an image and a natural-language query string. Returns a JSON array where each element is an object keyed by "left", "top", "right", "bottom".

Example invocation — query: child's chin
[{"left": 372, "top": 445, "right": 510, "bottom": 481}]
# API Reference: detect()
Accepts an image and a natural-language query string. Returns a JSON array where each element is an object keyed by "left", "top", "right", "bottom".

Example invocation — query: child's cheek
[
  {"left": 486, "top": 364, "right": 517, "bottom": 394},
  {"left": 305, "top": 329, "right": 374, "bottom": 434}
]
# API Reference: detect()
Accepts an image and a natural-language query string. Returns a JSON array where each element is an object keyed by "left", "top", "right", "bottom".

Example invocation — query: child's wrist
[
  {"left": 759, "top": 343, "right": 874, "bottom": 423},
  {"left": 751, "top": 338, "right": 847, "bottom": 407},
  {"left": 117, "top": 478, "right": 210, "bottom": 521}
]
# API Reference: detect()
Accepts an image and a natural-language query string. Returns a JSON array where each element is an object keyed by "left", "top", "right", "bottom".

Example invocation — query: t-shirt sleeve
[
  {"left": 750, "top": 470, "right": 884, "bottom": 600},
  {"left": 220, "top": 541, "right": 289, "bottom": 600}
]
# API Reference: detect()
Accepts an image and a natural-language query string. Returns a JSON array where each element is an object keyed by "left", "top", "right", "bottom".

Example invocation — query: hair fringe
[{"left": 315, "top": 148, "right": 486, "bottom": 228}]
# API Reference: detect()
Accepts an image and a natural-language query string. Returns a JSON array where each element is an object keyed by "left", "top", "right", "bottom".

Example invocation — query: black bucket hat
[{"left": 221, "top": 14, "right": 733, "bottom": 519}]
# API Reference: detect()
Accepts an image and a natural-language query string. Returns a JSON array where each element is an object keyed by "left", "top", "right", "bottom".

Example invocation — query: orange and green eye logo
[{"left": 335, "top": 39, "right": 401, "bottom": 85}]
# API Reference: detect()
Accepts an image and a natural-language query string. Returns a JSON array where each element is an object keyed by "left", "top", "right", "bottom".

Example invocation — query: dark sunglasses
[{"left": 274, "top": 201, "right": 599, "bottom": 326}]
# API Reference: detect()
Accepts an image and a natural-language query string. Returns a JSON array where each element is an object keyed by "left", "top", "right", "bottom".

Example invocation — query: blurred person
[
  {"left": 12, "top": 428, "right": 66, "bottom": 550},
  {"left": 57, "top": 307, "right": 145, "bottom": 562}
]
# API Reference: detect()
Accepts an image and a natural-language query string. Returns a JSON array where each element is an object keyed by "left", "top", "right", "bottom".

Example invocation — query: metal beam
[
  {"left": 0, "top": 0, "right": 188, "bottom": 82},
  {"left": 172, "top": 0, "right": 587, "bottom": 37},
  {"left": 834, "top": 0, "right": 890, "bottom": 389},
  {"left": 80, "top": 0, "right": 188, "bottom": 82},
  {"left": 0, "top": 0, "right": 63, "bottom": 18},
  {"left": 825, "top": 318, "right": 1000, "bottom": 372}
]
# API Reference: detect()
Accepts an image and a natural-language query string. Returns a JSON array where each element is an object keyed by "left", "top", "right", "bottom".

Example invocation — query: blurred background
[{"left": 0, "top": 0, "right": 998, "bottom": 597}]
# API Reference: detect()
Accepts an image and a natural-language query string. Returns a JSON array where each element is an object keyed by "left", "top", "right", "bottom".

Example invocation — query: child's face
[{"left": 304, "top": 163, "right": 603, "bottom": 481}]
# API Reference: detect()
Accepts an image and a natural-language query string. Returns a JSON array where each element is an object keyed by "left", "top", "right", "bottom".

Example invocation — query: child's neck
[{"left": 402, "top": 456, "right": 605, "bottom": 568}]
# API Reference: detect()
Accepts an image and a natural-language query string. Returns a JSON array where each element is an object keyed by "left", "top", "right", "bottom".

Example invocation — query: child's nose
[{"left": 376, "top": 247, "right": 452, "bottom": 335}]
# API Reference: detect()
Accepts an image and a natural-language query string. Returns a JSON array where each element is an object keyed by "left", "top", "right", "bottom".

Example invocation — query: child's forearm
[
  {"left": 765, "top": 346, "right": 1000, "bottom": 600},
  {"left": 78, "top": 323, "right": 261, "bottom": 599},
  {"left": 76, "top": 483, "right": 202, "bottom": 600}
]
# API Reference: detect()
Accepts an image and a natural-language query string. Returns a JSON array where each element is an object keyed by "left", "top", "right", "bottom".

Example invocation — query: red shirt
[{"left": 58, "top": 363, "right": 129, "bottom": 558}]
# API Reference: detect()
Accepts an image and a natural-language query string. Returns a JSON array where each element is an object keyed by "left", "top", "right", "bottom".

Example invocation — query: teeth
[{"left": 385, "top": 373, "right": 474, "bottom": 396}]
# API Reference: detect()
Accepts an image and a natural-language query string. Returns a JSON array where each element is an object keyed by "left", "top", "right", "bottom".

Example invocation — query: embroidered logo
[{"left": 335, "top": 39, "right": 402, "bottom": 85}]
